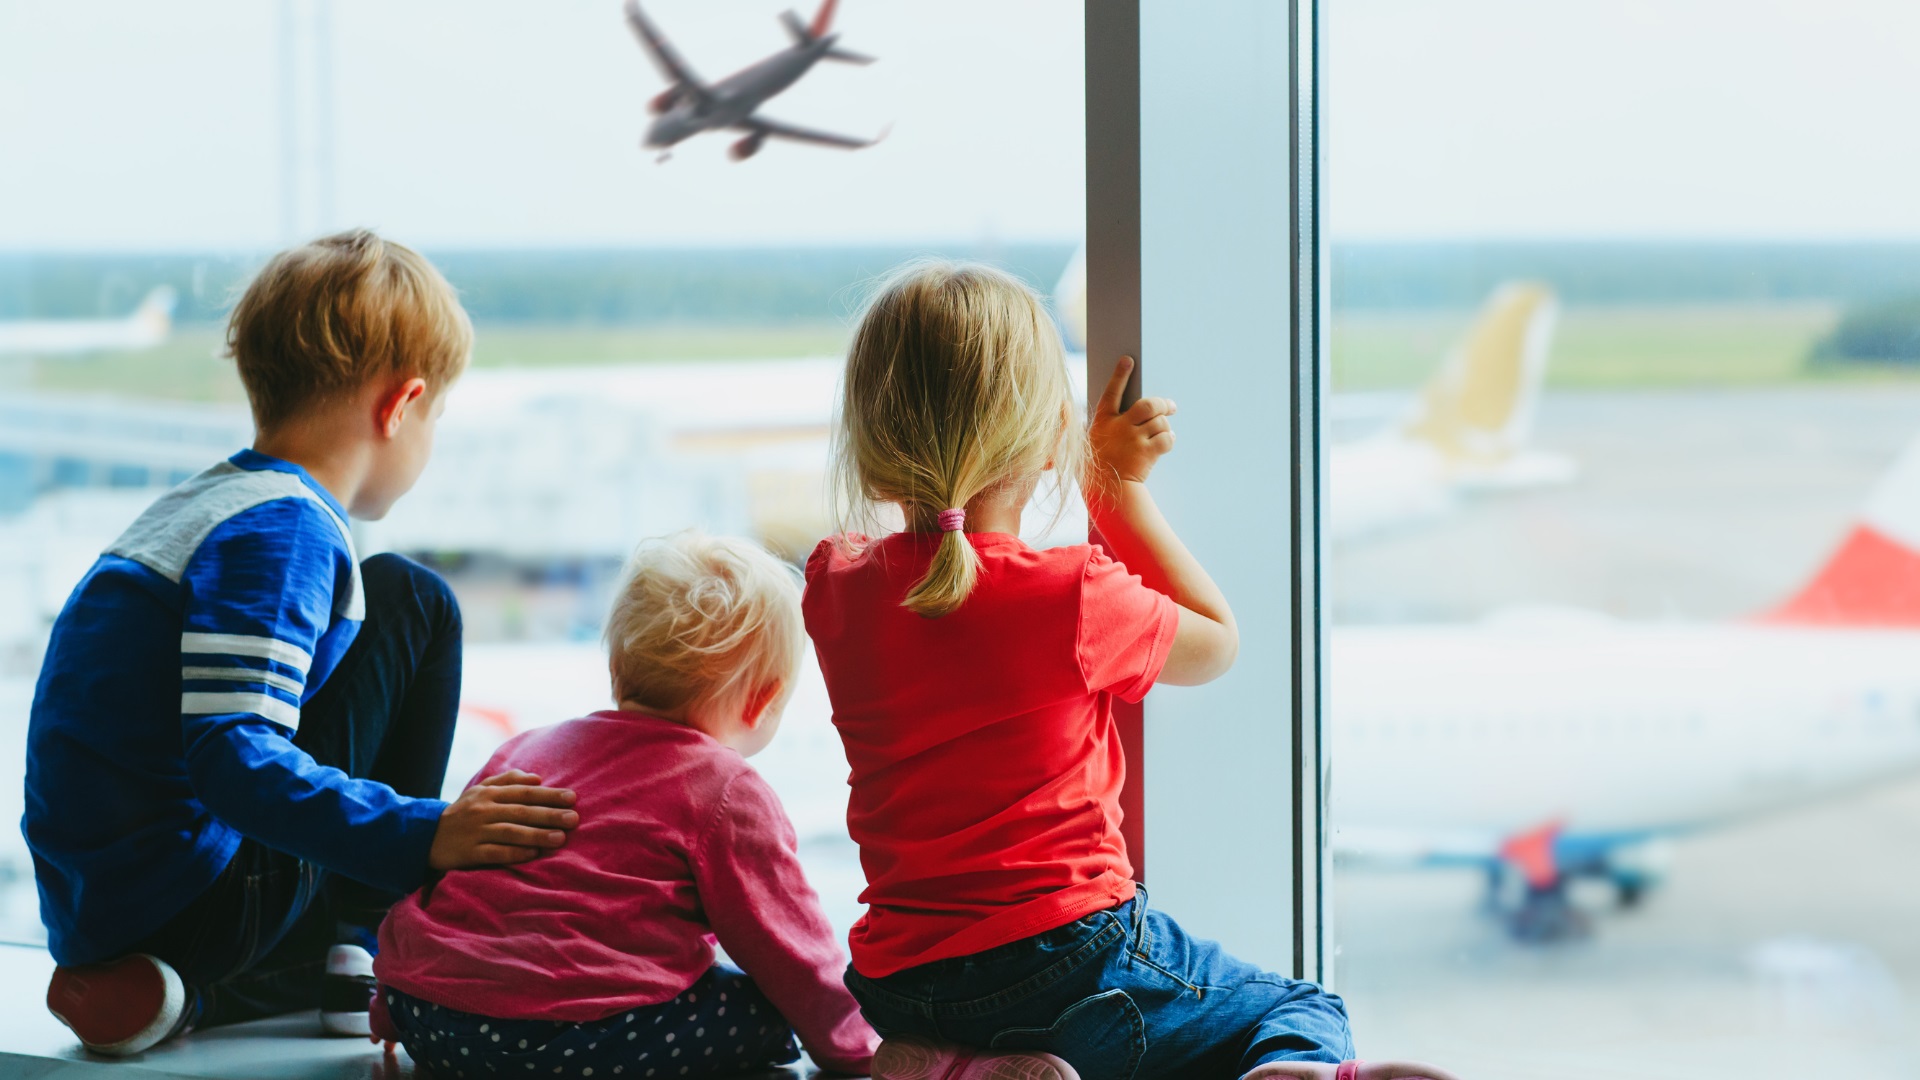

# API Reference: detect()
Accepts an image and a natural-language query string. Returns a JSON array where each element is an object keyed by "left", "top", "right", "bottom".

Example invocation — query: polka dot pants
[{"left": 385, "top": 965, "right": 801, "bottom": 1079}]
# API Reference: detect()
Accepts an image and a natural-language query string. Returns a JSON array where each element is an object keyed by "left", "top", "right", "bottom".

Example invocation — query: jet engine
[
  {"left": 648, "top": 88, "right": 682, "bottom": 115},
  {"left": 729, "top": 132, "right": 767, "bottom": 161}
]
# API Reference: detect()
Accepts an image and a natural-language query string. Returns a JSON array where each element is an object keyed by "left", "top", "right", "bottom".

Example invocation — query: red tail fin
[
  {"left": 1500, "top": 820, "right": 1563, "bottom": 889},
  {"left": 809, "top": 0, "right": 838, "bottom": 39},
  {"left": 1765, "top": 437, "right": 1920, "bottom": 627},
  {"left": 1765, "top": 525, "right": 1920, "bottom": 627}
]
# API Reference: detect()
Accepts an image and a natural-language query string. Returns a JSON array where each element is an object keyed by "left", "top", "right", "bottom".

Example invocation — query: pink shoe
[
  {"left": 1336, "top": 1061, "right": 1456, "bottom": 1080},
  {"left": 871, "top": 1035, "right": 1081, "bottom": 1080}
]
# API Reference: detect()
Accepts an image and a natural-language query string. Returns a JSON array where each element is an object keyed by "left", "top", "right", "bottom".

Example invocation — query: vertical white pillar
[{"left": 1085, "top": 0, "right": 1327, "bottom": 980}]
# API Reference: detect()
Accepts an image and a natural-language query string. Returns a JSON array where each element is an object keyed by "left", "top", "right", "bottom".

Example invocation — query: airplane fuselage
[
  {"left": 646, "top": 38, "right": 835, "bottom": 148},
  {"left": 1331, "top": 617, "right": 1920, "bottom": 847},
  {"left": 0, "top": 317, "right": 169, "bottom": 357}
]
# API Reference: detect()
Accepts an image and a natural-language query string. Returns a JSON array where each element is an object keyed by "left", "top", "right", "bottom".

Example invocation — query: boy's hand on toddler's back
[
  {"left": 1090, "top": 355, "right": 1177, "bottom": 487},
  {"left": 428, "top": 769, "right": 579, "bottom": 871}
]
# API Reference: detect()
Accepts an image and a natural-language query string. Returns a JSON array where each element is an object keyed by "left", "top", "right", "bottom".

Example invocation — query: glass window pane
[
  {"left": 1329, "top": 2, "right": 1920, "bottom": 1075},
  {"left": 1, "top": 0, "right": 1082, "bottom": 955}
]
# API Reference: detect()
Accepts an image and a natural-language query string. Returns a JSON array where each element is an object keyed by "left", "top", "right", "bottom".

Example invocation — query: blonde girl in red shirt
[{"left": 804, "top": 261, "right": 1457, "bottom": 1080}]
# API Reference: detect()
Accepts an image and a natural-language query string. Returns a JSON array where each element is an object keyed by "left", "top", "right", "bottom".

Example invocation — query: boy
[{"left": 23, "top": 230, "right": 579, "bottom": 1055}]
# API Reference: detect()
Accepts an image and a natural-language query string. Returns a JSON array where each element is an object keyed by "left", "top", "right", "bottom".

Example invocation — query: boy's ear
[
  {"left": 741, "top": 681, "right": 784, "bottom": 728},
  {"left": 376, "top": 378, "right": 430, "bottom": 438}
]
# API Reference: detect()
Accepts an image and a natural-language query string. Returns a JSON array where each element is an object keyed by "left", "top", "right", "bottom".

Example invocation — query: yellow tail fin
[{"left": 1405, "top": 282, "right": 1558, "bottom": 465}]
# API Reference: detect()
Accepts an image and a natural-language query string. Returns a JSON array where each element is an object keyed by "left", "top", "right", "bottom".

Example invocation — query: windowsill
[{"left": 0, "top": 945, "right": 824, "bottom": 1079}]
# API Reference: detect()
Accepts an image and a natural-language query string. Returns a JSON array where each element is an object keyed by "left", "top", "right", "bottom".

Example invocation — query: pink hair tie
[{"left": 936, "top": 508, "right": 967, "bottom": 533}]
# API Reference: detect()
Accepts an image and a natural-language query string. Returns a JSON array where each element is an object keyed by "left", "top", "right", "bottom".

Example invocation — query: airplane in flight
[
  {"left": 1330, "top": 434, "right": 1920, "bottom": 940},
  {"left": 0, "top": 287, "right": 176, "bottom": 357},
  {"left": 625, "top": 0, "right": 883, "bottom": 163},
  {"left": 1057, "top": 249, "right": 1576, "bottom": 542}
]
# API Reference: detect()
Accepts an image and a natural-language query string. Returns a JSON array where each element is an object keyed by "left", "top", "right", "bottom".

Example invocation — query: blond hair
[
  {"left": 226, "top": 229, "right": 472, "bottom": 431},
  {"left": 605, "top": 531, "right": 805, "bottom": 717},
  {"left": 832, "top": 259, "right": 1081, "bottom": 618}
]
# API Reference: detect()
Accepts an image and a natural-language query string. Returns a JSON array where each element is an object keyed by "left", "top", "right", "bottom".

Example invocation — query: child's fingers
[
  {"left": 1138, "top": 416, "right": 1173, "bottom": 439},
  {"left": 484, "top": 783, "right": 578, "bottom": 808},
  {"left": 477, "top": 769, "right": 543, "bottom": 788},
  {"left": 1126, "top": 395, "right": 1175, "bottom": 423},
  {"left": 478, "top": 823, "right": 570, "bottom": 848},
  {"left": 468, "top": 843, "right": 547, "bottom": 866},
  {"left": 479, "top": 801, "right": 579, "bottom": 830},
  {"left": 1148, "top": 430, "right": 1176, "bottom": 453},
  {"left": 1096, "top": 356, "right": 1135, "bottom": 418}
]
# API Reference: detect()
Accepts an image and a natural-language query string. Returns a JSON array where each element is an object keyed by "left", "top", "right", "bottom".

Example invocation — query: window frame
[{"left": 1084, "top": 0, "right": 1329, "bottom": 983}]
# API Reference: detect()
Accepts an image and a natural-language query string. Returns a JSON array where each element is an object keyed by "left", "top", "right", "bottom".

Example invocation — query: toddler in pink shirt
[{"left": 371, "top": 532, "right": 878, "bottom": 1076}]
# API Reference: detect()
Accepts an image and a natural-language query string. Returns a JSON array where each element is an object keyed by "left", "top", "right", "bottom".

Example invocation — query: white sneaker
[{"left": 319, "top": 944, "right": 376, "bottom": 1036}]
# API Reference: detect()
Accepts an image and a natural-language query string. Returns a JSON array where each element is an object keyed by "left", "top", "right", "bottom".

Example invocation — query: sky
[
  {"left": 1328, "top": 0, "right": 1920, "bottom": 240},
  {"left": 0, "top": 0, "right": 1086, "bottom": 250},
  {"left": 4, "top": 1, "right": 1920, "bottom": 250}
]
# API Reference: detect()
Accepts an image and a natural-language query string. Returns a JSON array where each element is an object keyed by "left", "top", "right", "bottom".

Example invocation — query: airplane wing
[
  {"left": 738, "top": 114, "right": 882, "bottom": 149},
  {"left": 623, "top": 0, "right": 705, "bottom": 91}
]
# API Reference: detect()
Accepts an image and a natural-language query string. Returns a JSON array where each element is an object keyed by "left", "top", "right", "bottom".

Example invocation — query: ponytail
[{"left": 903, "top": 511, "right": 981, "bottom": 618}]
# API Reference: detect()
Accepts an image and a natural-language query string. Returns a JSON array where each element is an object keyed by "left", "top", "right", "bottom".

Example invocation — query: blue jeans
[
  {"left": 385, "top": 965, "right": 801, "bottom": 1078},
  {"left": 845, "top": 887, "right": 1354, "bottom": 1080},
  {"left": 124, "top": 554, "right": 462, "bottom": 1031}
]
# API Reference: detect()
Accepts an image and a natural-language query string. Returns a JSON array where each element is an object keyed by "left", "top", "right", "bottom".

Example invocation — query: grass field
[
  {"left": 1329, "top": 302, "right": 1912, "bottom": 390},
  {"left": 10, "top": 306, "right": 1918, "bottom": 403}
]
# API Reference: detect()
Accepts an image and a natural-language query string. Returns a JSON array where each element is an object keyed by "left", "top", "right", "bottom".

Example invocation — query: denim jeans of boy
[
  {"left": 845, "top": 886, "right": 1354, "bottom": 1080},
  {"left": 124, "top": 553, "right": 462, "bottom": 1031}
]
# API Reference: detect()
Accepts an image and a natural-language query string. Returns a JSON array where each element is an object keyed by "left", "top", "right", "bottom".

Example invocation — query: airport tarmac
[
  {"left": 1334, "top": 384, "right": 1920, "bottom": 624},
  {"left": 1330, "top": 383, "right": 1920, "bottom": 1079}
]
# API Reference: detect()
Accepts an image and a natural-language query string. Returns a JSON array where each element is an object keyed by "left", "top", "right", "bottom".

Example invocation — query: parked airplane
[
  {"left": 0, "top": 288, "right": 176, "bottom": 357},
  {"left": 1056, "top": 250, "right": 1575, "bottom": 541},
  {"left": 1331, "top": 434, "right": 1920, "bottom": 940},
  {"left": 625, "top": 0, "right": 882, "bottom": 162}
]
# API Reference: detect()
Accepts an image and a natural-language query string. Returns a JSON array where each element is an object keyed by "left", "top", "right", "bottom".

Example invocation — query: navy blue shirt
[{"left": 24, "top": 450, "right": 446, "bottom": 964}]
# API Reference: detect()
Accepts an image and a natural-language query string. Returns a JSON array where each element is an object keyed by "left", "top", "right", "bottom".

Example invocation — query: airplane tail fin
[
  {"left": 130, "top": 286, "right": 177, "bottom": 346},
  {"left": 808, "top": 0, "right": 838, "bottom": 39},
  {"left": 1055, "top": 244, "right": 1089, "bottom": 352},
  {"left": 1403, "top": 281, "right": 1560, "bottom": 473},
  {"left": 783, "top": 0, "right": 869, "bottom": 61},
  {"left": 1765, "top": 436, "right": 1920, "bottom": 627}
]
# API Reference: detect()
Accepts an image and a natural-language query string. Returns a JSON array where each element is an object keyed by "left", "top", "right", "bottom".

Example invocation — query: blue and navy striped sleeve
[{"left": 178, "top": 498, "right": 444, "bottom": 893}]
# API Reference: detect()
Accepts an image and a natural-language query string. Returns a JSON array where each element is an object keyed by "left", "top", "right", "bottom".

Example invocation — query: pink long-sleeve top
[{"left": 374, "top": 711, "right": 878, "bottom": 1074}]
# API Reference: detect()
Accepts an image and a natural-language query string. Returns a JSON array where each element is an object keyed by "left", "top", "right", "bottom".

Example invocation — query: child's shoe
[
  {"left": 872, "top": 1035, "right": 1081, "bottom": 1080},
  {"left": 319, "top": 944, "right": 377, "bottom": 1036},
  {"left": 46, "top": 953, "right": 186, "bottom": 1056}
]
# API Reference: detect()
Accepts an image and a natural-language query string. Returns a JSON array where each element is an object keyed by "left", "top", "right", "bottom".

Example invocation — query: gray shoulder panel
[{"left": 106, "top": 461, "right": 366, "bottom": 620}]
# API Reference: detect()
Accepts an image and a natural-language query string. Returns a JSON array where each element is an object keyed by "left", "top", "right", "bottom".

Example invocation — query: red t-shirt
[{"left": 804, "top": 532, "right": 1178, "bottom": 978}]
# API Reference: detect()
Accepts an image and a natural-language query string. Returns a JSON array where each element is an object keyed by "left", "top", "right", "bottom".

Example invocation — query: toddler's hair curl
[{"left": 605, "top": 532, "right": 804, "bottom": 716}]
